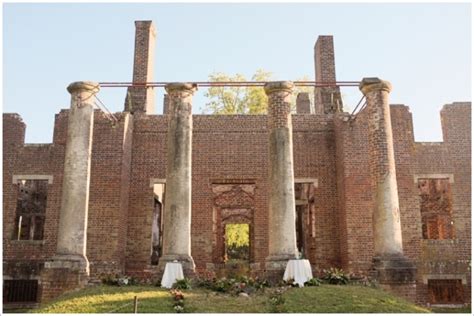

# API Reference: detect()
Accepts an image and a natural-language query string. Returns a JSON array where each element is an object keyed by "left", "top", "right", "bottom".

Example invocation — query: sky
[{"left": 3, "top": 2, "right": 472, "bottom": 143}]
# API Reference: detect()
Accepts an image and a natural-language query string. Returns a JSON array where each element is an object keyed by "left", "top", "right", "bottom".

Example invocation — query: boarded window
[
  {"left": 13, "top": 180, "right": 48, "bottom": 240},
  {"left": 428, "top": 279, "right": 464, "bottom": 304},
  {"left": 3, "top": 280, "right": 39, "bottom": 303},
  {"left": 418, "top": 178, "right": 454, "bottom": 240}
]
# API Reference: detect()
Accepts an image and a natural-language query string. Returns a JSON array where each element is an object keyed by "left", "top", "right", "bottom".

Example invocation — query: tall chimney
[
  {"left": 314, "top": 36, "right": 342, "bottom": 114},
  {"left": 124, "top": 21, "right": 156, "bottom": 114}
]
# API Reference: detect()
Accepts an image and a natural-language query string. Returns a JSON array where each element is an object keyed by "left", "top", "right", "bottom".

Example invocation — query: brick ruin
[{"left": 3, "top": 20, "right": 471, "bottom": 308}]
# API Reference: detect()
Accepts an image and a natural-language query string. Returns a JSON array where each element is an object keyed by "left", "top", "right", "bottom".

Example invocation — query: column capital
[
  {"left": 264, "top": 81, "right": 294, "bottom": 96},
  {"left": 359, "top": 77, "right": 392, "bottom": 95},
  {"left": 67, "top": 81, "right": 100, "bottom": 95},
  {"left": 165, "top": 82, "right": 197, "bottom": 96}
]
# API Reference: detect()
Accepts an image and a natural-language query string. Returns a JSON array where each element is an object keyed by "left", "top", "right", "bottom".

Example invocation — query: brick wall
[{"left": 2, "top": 102, "right": 471, "bottom": 305}]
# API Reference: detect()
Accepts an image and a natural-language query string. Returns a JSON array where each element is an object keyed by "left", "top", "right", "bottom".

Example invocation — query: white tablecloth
[
  {"left": 161, "top": 262, "right": 184, "bottom": 288},
  {"left": 283, "top": 259, "right": 313, "bottom": 287}
]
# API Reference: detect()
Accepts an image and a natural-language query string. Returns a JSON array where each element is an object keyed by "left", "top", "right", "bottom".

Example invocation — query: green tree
[
  {"left": 203, "top": 69, "right": 271, "bottom": 114},
  {"left": 225, "top": 223, "right": 249, "bottom": 248},
  {"left": 203, "top": 69, "right": 313, "bottom": 114}
]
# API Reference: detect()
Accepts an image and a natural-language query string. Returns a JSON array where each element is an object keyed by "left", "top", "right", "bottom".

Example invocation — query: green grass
[
  {"left": 282, "top": 285, "right": 429, "bottom": 313},
  {"left": 431, "top": 306, "right": 471, "bottom": 313},
  {"left": 33, "top": 286, "right": 173, "bottom": 313},
  {"left": 29, "top": 284, "right": 434, "bottom": 313}
]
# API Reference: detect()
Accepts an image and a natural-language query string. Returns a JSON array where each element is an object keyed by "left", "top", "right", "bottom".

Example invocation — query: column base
[
  {"left": 371, "top": 254, "right": 417, "bottom": 302},
  {"left": 265, "top": 253, "right": 298, "bottom": 269},
  {"left": 40, "top": 254, "right": 90, "bottom": 303},
  {"left": 265, "top": 254, "right": 297, "bottom": 283},
  {"left": 158, "top": 254, "right": 195, "bottom": 276},
  {"left": 372, "top": 254, "right": 416, "bottom": 284}
]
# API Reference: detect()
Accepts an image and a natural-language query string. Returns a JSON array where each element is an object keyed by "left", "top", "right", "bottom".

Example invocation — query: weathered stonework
[
  {"left": 265, "top": 81, "right": 298, "bottom": 271},
  {"left": 360, "top": 77, "right": 416, "bottom": 299},
  {"left": 158, "top": 83, "right": 197, "bottom": 273},
  {"left": 39, "top": 81, "right": 99, "bottom": 302}
]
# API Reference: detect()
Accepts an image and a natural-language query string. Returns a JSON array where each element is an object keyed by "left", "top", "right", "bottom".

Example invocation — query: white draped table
[
  {"left": 283, "top": 259, "right": 313, "bottom": 287},
  {"left": 161, "top": 262, "right": 184, "bottom": 288}
]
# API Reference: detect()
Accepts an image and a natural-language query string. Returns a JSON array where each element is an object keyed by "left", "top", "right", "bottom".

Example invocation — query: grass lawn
[
  {"left": 27, "top": 284, "right": 438, "bottom": 313},
  {"left": 430, "top": 306, "right": 472, "bottom": 313}
]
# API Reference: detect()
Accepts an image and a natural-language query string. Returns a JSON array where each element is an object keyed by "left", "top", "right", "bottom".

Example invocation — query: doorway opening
[
  {"left": 294, "top": 180, "right": 317, "bottom": 259},
  {"left": 151, "top": 183, "right": 165, "bottom": 265}
]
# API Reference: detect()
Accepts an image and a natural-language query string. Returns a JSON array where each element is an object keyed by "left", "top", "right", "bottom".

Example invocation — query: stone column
[
  {"left": 56, "top": 81, "right": 98, "bottom": 267},
  {"left": 265, "top": 81, "right": 298, "bottom": 270},
  {"left": 41, "top": 81, "right": 98, "bottom": 302},
  {"left": 360, "top": 77, "right": 415, "bottom": 285},
  {"left": 159, "top": 83, "right": 196, "bottom": 273}
]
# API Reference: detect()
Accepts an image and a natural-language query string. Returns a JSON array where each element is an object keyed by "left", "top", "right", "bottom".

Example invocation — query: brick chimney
[
  {"left": 124, "top": 21, "right": 156, "bottom": 114},
  {"left": 314, "top": 36, "right": 342, "bottom": 114},
  {"left": 296, "top": 92, "right": 312, "bottom": 114}
]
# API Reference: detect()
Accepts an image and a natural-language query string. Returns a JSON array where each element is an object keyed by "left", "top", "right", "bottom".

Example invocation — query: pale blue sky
[{"left": 3, "top": 3, "right": 471, "bottom": 143}]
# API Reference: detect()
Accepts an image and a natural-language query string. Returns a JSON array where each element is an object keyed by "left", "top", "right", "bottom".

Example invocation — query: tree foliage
[
  {"left": 203, "top": 70, "right": 313, "bottom": 114},
  {"left": 225, "top": 223, "right": 249, "bottom": 248}
]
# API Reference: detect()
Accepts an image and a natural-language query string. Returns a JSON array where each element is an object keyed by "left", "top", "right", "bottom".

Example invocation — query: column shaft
[
  {"left": 360, "top": 78, "right": 403, "bottom": 257},
  {"left": 160, "top": 83, "right": 196, "bottom": 271},
  {"left": 56, "top": 81, "right": 99, "bottom": 264},
  {"left": 265, "top": 81, "right": 298, "bottom": 268}
]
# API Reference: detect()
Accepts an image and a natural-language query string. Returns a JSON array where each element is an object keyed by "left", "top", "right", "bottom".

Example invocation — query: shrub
[
  {"left": 101, "top": 274, "right": 138, "bottom": 286},
  {"left": 304, "top": 278, "right": 322, "bottom": 287},
  {"left": 268, "top": 287, "right": 287, "bottom": 313},
  {"left": 194, "top": 275, "right": 269, "bottom": 295},
  {"left": 192, "top": 271, "right": 216, "bottom": 289},
  {"left": 322, "top": 268, "right": 349, "bottom": 285},
  {"left": 172, "top": 277, "right": 192, "bottom": 290}
]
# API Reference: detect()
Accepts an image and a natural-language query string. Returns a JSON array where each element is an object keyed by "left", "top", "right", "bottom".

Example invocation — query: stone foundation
[{"left": 40, "top": 256, "right": 89, "bottom": 302}]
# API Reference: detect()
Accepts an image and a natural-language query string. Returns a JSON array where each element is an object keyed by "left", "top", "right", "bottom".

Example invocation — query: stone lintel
[
  {"left": 12, "top": 174, "right": 53, "bottom": 184},
  {"left": 422, "top": 274, "right": 467, "bottom": 285},
  {"left": 414, "top": 174, "right": 454, "bottom": 183},
  {"left": 149, "top": 178, "right": 167, "bottom": 188},
  {"left": 359, "top": 77, "right": 392, "bottom": 95},
  {"left": 264, "top": 81, "right": 294, "bottom": 95}
]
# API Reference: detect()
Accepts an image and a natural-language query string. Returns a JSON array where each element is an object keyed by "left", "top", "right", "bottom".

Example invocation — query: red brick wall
[
  {"left": 3, "top": 101, "right": 471, "bottom": 305},
  {"left": 87, "top": 112, "right": 133, "bottom": 279},
  {"left": 334, "top": 108, "right": 374, "bottom": 274},
  {"left": 3, "top": 114, "right": 64, "bottom": 265}
]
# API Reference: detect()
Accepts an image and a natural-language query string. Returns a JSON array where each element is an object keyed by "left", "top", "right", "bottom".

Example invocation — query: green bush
[
  {"left": 101, "top": 274, "right": 138, "bottom": 286},
  {"left": 322, "top": 268, "right": 349, "bottom": 285},
  {"left": 193, "top": 275, "right": 269, "bottom": 295},
  {"left": 172, "top": 277, "right": 192, "bottom": 290},
  {"left": 304, "top": 278, "right": 322, "bottom": 287}
]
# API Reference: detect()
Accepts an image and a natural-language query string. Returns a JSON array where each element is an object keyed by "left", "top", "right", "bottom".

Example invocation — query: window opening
[
  {"left": 3, "top": 280, "right": 39, "bottom": 303},
  {"left": 151, "top": 183, "right": 165, "bottom": 265},
  {"left": 428, "top": 279, "right": 464, "bottom": 304},
  {"left": 418, "top": 178, "right": 454, "bottom": 240},
  {"left": 14, "top": 180, "right": 48, "bottom": 241}
]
